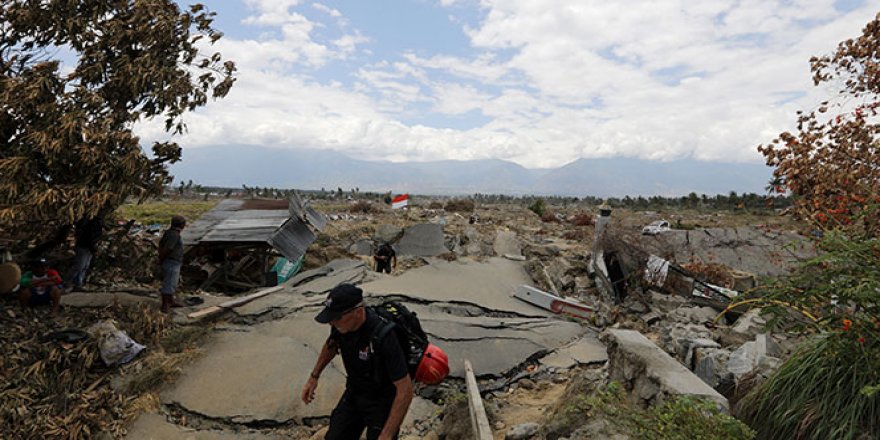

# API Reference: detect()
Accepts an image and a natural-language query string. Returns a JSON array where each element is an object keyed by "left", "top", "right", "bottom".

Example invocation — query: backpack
[{"left": 369, "top": 301, "right": 431, "bottom": 381}]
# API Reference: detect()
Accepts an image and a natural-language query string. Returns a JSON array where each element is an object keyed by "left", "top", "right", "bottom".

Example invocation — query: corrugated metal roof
[
  {"left": 199, "top": 210, "right": 291, "bottom": 243},
  {"left": 288, "top": 192, "right": 327, "bottom": 231},
  {"left": 181, "top": 198, "right": 321, "bottom": 261},
  {"left": 181, "top": 199, "right": 245, "bottom": 246},
  {"left": 268, "top": 218, "right": 316, "bottom": 261}
]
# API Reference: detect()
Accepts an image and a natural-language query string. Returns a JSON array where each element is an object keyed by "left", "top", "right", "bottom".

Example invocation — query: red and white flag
[{"left": 391, "top": 194, "right": 409, "bottom": 209}]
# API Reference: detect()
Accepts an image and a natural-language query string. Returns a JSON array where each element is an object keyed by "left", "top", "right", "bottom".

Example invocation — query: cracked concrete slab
[
  {"left": 539, "top": 335, "right": 608, "bottom": 370},
  {"left": 145, "top": 256, "right": 598, "bottom": 435},
  {"left": 126, "top": 413, "right": 285, "bottom": 440},
  {"left": 290, "top": 259, "right": 378, "bottom": 296},
  {"left": 163, "top": 312, "right": 347, "bottom": 425},
  {"left": 233, "top": 260, "right": 379, "bottom": 318},
  {"left": 643, "top": 227, "right": 815, "bottom": 277},
  {"left": 397, "top": 224, "right": 447, "bottom": 256},
  {"left": 361, "top": 257, "right": 550, "bottom": 317}
]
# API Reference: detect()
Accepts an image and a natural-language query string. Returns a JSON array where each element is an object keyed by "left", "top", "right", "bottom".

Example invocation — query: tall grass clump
[
  {"left": 737, "top": 230, "right": 880, "bottom": 440},
  {"left": 739, "top": 335, "right": 879, "bottom": 440}
]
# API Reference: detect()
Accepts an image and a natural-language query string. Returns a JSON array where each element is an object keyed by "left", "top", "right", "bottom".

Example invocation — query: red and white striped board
[{"left": 514, "top": 285, "right": 594, "bottom": 320}]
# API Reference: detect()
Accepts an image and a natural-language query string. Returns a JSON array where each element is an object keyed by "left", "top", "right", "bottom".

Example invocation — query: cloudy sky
[{"left": 138, "top": 0, "right": 876, "bottom": 169}]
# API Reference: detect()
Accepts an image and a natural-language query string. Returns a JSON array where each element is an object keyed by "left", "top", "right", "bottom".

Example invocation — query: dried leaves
[
  {"left": 0, "top": 303, "right": 170, "bottom": 439},
  {"left": 759, "top": 13, "right": 880, "bottom": 238}
]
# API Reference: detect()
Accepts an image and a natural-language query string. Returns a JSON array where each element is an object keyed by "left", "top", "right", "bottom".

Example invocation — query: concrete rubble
[
  {"left": 128, "top": 255, "right": 597, "bottom": 438},
  {"left": 120, "top": 202, "right": 812, "bottom": 439},
  {"left": 601, "top": 329, "right": 729, "bottom": 411}
]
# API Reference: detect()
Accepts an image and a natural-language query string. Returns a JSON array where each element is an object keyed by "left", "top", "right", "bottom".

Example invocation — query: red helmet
[{"left": 415, "top": 343, "right": 449, "bottom": 385}]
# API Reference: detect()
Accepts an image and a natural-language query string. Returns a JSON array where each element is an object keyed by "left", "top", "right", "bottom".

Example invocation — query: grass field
[{"left": 115, "top": 199, "right": 218, "bottom": 225}]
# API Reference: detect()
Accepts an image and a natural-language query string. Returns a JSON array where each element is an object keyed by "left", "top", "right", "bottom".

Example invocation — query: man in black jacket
[{"left": 301, "top": 284, "right": 413, "bottom": 440}]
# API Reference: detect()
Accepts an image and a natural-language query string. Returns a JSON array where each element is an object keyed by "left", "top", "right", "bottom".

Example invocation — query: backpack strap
[
  {"left": 369, "top": 319, "right": 397, "bottom": 384},
  {"left": 370, "top": 320, "right": 396, "bottom": 353}
]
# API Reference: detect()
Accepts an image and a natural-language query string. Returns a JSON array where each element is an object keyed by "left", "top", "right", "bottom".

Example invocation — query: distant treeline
[
  {"left": 166, "top": 182, "right": 790, "bottom": 212},
  {"left": 483, "top": 192, "right": 792, "bottom": 212}
]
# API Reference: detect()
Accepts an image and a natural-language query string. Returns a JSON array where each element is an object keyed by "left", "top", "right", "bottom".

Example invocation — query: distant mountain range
[{"left": 169, "top": 145, "right": 772, "bottom": 197}]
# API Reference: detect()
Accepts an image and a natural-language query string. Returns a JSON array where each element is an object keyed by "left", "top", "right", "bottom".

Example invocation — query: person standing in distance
[
  {"left": 157, "top": 215, "right": 185, "bottom": 313},
  {"left": 301, "top": 284, "right": 413, "bottom": 440},
  {"left": 373, "top": 243, "right": 396, "bottom": 274}
]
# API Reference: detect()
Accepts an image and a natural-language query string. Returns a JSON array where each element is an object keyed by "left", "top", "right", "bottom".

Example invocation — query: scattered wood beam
[
  {"left": 187, "top": 285, "right": 286, "bottom": 319},
  {"left": 464, "top": 359, "right": 493, "bottom": 440}
]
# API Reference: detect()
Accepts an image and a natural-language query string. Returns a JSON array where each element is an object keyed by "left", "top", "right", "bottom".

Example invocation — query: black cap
[
  {"left": 315, "top": 284, "right": 363, "bottom": 323},
  {"left": 36, "top": 258, "right": 49, "bottom": 267}
]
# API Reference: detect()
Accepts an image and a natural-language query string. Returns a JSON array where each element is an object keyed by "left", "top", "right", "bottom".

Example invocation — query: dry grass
[
  {"left": 116, "top": 199, "right": 217, "bottom": 225},
  {"left": 444, "top": 199, "right": 475, "bottom": 212}
]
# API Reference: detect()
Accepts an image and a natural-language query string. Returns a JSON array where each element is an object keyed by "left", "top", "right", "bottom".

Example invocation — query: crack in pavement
[{"left": 163, "top": 402, "right": 298, "bottom": 432}]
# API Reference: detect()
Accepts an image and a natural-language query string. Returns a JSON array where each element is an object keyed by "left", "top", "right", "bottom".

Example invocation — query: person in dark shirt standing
[
  {"left": 373, "top": 243, "right": 396, "bottom": 274},
  {"left": 301, "top": 284, "right": 413, "bottom": 440},
  {"left": 157, "top": 215, "right": 185, "bottom": 313},
  {"left": 68, "top": 216, "right": 104, "bottom": 292}
]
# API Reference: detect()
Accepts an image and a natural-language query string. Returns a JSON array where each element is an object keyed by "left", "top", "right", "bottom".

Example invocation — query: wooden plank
[
  {"left": 514, "top": 285, "right": 594, "bottom": 319},
  {"left": 464, "top": 359, "right": 493, "bottom": 440},
  {"left": 187, "top": 285, "right": 286, "bottom": 319}
]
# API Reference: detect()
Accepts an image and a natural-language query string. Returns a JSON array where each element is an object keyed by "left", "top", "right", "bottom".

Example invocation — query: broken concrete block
[
  {"left": 641, "top": 311, "right": 661, "bottom": 325},
  {"left": 397, "top": 223, "right": 447, "bottom": 256},
  {"left": 672, "top": 306, "right": 717, "bottom": 324},
  {"left": 349, "top": 239, "right": 373, "bottom": 256},
  {"left": 731, "top": 309, "right": 768, "bottom": 336},
  {"left": 664, "top": 323, "right": 714, "bottom": 360},
  {"left": 625, "top": 301, "right": 648, "bottom": 314},
  {"left": 726, "top": 341, "right": 756, "bottom": 378},
  {"left": 649, "top": 291, "right": 686, "bottom": 311},
  {"left": 506, "top": 423, "right": 540, "bottom": 440},
  {"left": 682, "top": 338, "right": 721, "bottom": 368},
  {"left": 602, "top": 328, "right": 729, "bottom": 412},
  {"left": 755, "top": 333, "right": 783, "bottom": 358},
  {"left": 374, "top": 224, "right": 403, "bottom": 244},
  {"left": 494, "top": 230, "right": 523, "bottom": 257},
  {"left": 693, "top": 347, "right": 732, "bottom": 389}
]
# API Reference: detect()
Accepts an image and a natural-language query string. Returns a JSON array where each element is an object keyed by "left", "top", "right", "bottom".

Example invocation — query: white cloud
[
  {"left": 242, "top": 0, "right": 304, "bottom": 26},
  {"left": 137, "top": 0, "right": 879, "bottom": 170},
  {"left": 312, "top": 3, "right": 342, "bottom": 18}
]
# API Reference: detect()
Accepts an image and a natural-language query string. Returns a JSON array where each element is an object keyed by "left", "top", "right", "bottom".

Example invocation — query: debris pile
[{"left": 0, "top": 303, "right": 170, "bottom": 439}]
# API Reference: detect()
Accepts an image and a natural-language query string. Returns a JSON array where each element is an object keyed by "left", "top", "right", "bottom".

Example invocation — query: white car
[{"left": 642, "top": 220, "right": 671, "bottom": 235}]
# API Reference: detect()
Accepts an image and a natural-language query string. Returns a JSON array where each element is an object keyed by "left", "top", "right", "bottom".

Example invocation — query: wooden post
[{"left": 464, "top": 359, "right": 493, "bottom": 440}]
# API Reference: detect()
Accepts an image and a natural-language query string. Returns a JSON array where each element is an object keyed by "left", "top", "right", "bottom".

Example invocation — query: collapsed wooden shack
[{"left": 181, "top": 195, "right": 326, "bottom": 292}]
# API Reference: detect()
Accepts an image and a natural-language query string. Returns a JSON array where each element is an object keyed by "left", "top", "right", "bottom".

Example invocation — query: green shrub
[
  {"left": 546, "top": 381, "right": 754, "bottom": 440},
  {"left": 739, "top": 335, "right": 880, "bottom": 440},
  {"left": 737, "top": 232, "right": 880, "bottom": 439},
  {"left": 637, "top": 396, "right": 755, "bottom": 440},
  {"left": 528, "top": 199, "right": 546, "bottom": 217}
]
